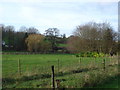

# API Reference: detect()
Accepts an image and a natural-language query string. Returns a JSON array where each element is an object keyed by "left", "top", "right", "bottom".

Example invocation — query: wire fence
[{"left": 3, "top": 56, "right": 118, "bottom": 78}]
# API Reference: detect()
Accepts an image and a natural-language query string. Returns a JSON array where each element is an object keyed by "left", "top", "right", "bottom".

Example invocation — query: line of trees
[
  {"left": 67, "top": 22, "right": 118, "bottom": 54},
  {"left": 1, "top": 24, "right": 67, "bottom": 53},
  {"left": 1, "top": 25, "right": 39, "bottom": 51},
  {"left": 1, "top": 21, "right": 119, "bottom": 54}
]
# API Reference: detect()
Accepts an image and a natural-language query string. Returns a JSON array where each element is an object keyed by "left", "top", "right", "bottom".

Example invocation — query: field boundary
[{"left": 2, "top": 52, "right": 45, "bottom": 55}]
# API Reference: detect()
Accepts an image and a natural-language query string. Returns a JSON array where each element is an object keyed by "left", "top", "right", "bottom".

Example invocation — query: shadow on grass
[
  {"left": 2, "top": 64, "right": 118, "bottom": 86},
  {"left": 2, "top": 67, "right": 99, "bottom": 86},
  {"left": 2, "top": 78, "right": 16, "bottom": 85}
]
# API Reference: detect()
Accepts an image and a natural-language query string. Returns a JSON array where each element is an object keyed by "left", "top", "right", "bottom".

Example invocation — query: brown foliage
[
  {"left": 67, "top": 22, "right": 117, "bottom": 53},
  {"left": 25, "top": 34, "right": 51, "bottom": 52}
]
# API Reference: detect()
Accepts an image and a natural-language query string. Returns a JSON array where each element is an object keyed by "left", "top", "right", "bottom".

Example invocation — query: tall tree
[
  {"left": 4, "top": 25, "right": 15, "bottom": 50},
  {"left": 45, "top": 28, "right": 59, "bottom": 52},
  {"left": 67, "top": 22, "right": 117, "bottom": 54},
  {"left": 27, "top": 27, "right": 39, "bottom": 34},
  {"left": 73, "top": 22, "right": 99, "bottom": 52},
  {"left": 25, "top": 34, "right": 51, "bottom": 52}
]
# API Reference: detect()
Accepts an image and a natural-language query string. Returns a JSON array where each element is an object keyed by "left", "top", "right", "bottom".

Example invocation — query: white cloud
[{"left": 0, "top": 1, "right": 118, "bottom": 36}]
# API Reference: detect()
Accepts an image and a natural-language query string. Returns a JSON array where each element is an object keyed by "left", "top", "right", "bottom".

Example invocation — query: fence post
[
  {"left": 18, "top": 59, "right": 21, "bottom": 76},
  {"left": 51, "top": 65, "right": 55, "bottom": 88},
  {"left": 79, "top": 58, "right": 81, "bottom": 68},
  {"left": 103, "top": 59, "right": 105, "bottom": 71},
  {"left": 58, "top": 59, "right": 59, "bottom": 73},
  {"left": 94, "top": 57, "right": 96, "bottom": 68},
  {"left": 79, "top": 58, "right": 81, "bottom": 64}
]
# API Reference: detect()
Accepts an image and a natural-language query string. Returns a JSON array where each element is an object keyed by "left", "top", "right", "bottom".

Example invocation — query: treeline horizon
[
  {"left": 1, "top": 24, "right": 68, "bottom": 53},
  {"left": 1, "top": 21, "right": 119, "bottom": 54}
]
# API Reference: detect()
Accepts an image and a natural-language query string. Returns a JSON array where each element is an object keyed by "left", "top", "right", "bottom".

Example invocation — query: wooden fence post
[
  {"left": 18, "top": 59, "right": 21, "bottom": 76},
  {"left": 79, "top": 58, "right": 81, "bottom": 64},
  {"left": 103, "top": 59, "right": 105, "bottom": 71},
  {"left": 58, "top": 59, "right": 59, "bottom": 73},
  {"left": 51, "top": 65, "right": 55, "bottom": 88},
  {"left": 94, "top": 57, "right": 96, "bottom": 68},
  {"left": 79, "top": 58, "right": 81, "bottom": 68}
]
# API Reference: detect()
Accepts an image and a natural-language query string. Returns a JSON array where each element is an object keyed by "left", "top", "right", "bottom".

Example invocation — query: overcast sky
[{"left": 0, "top": 0, "right": 118, "bottom": 36}]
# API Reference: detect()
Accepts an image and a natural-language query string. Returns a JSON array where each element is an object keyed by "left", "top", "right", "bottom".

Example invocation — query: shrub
[
  {"left": 99, "top": 53, "right": 105, "bottom": 57},
  {"left": 77, "top": 52, "right": 105, "bottom": 57},
  {"left": 86, "top": 52, "right": 93, "bottom": 57},
  {"left": 79, "top": 52, "right": 85, "bottom": 57},
  {"left": 75, "top": 54, "right": 79, "bottom": 57},
  {"left": 92, "top": 52, "right": 99, "bottom": 58}
]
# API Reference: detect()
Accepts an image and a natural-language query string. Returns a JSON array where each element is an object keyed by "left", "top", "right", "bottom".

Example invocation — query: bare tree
[
  {"left": 26, "top": 27, "right": 39, "bottom": 34},
  {"left": 67, "top": 22, "right": 117, "bottom": 54}
]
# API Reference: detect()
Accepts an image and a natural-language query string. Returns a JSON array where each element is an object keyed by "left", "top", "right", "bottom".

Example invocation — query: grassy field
[{"left": 2, "top": 54, "right": 119, "bottom": 88}]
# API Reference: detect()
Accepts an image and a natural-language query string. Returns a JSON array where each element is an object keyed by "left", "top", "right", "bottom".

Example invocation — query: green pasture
[{"left": 2, "top": 54, "right": 119, "bottom": 88}]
